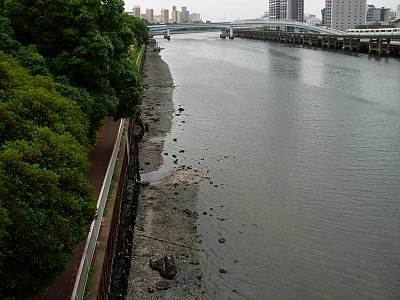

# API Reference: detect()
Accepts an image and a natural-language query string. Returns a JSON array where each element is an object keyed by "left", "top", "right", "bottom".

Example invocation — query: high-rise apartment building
[
  {"left": 146, "top": 8, "right": 154, "bottom": 23},
  {"left": 324, "top": 0, "right": 366, "bottom": 31},
  {"left": 161, "top": 8, "right": 170, "bottom": 24},
  {"left": 172, "top": 6, "right": 178, "bottom": 23},
  {"left": 181, "top": 7, "right": 190, "bottom": 23},
  {"left": 189, "top": 13, "right": 201, "bottom": 23},
  {"left": 366, "top": 5, "right": 390, "bottom": 26},
  {"left": 287, "top": 0, "right": 304, "bottom": 22},
  {"left": 133, "top": 5, "right": 141, "bottom": 18},
  {"left": 268, "top": 0, "right": 304, "bottom": 22}
]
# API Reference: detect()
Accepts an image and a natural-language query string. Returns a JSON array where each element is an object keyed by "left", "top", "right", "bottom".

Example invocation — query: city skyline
[{"left": 125, "top": 0, "right": 399, "bottom": 22}]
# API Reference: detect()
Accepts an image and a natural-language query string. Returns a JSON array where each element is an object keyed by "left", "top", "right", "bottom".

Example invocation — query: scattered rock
[
  {"left": 150, "top": 258, "right": 164, "bottom": 272},
  {"left": 156, "top": 280, "right": 171, "bottom": 291},
  {"left": 218, "top": 238, "right": 226, "bottom": 244},
  {"left": 172, "top": 154, "right": 177, "bottom": 158},
  {"left": 173, "top": 138, "right": 178, "bottom": 142},
  {"left": 145, "top": 162, "right": 151, "bottom": 165},
  {"left": 179, "top": 150, "right": 185, "bottom": 153},
  {"left": 203, "top": 211, "right": 207, "bottom": 215},
  {"left": 164, "top": 254, "right": 177, "bottom": 279},
  {"left": 178, "top": 108, "right": 185, "bottom": 112},
  {"left": 219, "top": 268, "right": 227, "bottom": 274},
  {"left": 150, "top": 255, "right": 177, "bottom": 279},
  {"left": 189, "top": 259, "right": 200, "bottom": 265},
  {"left": 147, "top": 287, "right": 155, "bottom": 293},
  {"left": 164, "top": 153, "right": 168, "bottom": 156}
]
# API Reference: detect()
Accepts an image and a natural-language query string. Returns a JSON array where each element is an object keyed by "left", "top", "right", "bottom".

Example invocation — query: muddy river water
[{"left": 145, "top": 32, "right": 400, "bottom": 299}]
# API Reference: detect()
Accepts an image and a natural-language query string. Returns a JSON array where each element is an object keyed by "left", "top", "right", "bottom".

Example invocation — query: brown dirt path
[{"left": 33, "top": 118, "right": 121, "bottom": 300}]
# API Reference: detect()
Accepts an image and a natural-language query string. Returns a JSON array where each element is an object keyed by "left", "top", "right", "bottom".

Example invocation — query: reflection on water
[{"left": 156, "top": 33, "right": 400, "bottom": 299}]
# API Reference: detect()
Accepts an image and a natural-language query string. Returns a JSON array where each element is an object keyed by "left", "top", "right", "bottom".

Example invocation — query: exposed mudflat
[{"left": 127, "top": 43, "right": 204, "bottom": 299}]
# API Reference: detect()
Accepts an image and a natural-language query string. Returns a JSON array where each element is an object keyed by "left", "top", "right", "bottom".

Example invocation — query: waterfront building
[
  {"left": 189, "top": 13, "right": 201, "bottom": 23},
  {"left": 396, "top": 5, "right": 400, "bottom": 20},
  {"left": 181, "top": 7, "right": 190, "bottom": 23},
  {"left": 172, "top": 6, "right": 178, "bottom": 23},
  {"left": 133, "top": 5, "right": 141, "bottom": 18},
  {"left": 324, "top": 0, "right": 366, "bottom": 31},
  {"left": 161, "top": 8, "right": 170, "bottom": 24},
  {"left": 154, "top": 15, "right": 163, "bottom": 24},
  {"left": 321, "top": 8, "right": 326, "bottom": 26},
  {"left": 389, "top": 10, "right": 396, "bottom": 23},
  {"left": 305, "top": 14, "right": 320, "bottom": 26},
  {"left": 366, "top": 5, "right": 390, "bottom": 26},
  {"left": 146, "top": 8, "right": 154, "bottom": 23},
  {"left": 268, "top": 0, "right": 304, "bottom": 22}
]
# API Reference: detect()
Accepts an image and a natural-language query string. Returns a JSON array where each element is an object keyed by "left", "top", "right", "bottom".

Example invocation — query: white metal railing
[{"left": 71, "top": 119, "right": 125, "bottom": 300}]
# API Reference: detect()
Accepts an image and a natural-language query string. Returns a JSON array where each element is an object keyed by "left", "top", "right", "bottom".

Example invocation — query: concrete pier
[{"left": 235, "top": 30, "right": 400, "bottom": 57}]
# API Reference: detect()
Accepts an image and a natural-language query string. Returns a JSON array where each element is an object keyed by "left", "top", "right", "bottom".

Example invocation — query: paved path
[{"left": 33, "top": 118, "right": 121, "bottom": 300}]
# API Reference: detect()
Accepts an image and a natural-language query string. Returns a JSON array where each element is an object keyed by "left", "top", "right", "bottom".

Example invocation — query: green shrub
[
  {"left": 0, "top": 128, "right": 95, "bottom": 297},
  {"left": 0, "top": 52, "right": 95, "bottom": 298}
]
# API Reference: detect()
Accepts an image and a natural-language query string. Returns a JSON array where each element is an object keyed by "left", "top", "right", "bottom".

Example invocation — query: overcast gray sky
[{"left": 125, "top": 0, "right": 398, "bottom": 22}]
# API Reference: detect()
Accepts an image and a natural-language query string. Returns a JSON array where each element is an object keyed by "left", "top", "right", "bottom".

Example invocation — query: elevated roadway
[{"left": 149, "top": 20, "right": 344, "bottom": 36}]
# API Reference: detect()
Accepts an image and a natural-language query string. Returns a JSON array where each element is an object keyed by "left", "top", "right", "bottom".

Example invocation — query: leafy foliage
[
  {"left": 0, "top": 52, "right": 95, "bottom": 298},
  {"left": 0, "top": 0, "right": 149, "bottom": 297}
]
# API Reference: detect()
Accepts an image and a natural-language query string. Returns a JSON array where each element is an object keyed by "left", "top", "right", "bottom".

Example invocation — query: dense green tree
[
  {"left": 0, "top": 0, "right": 149, "bottom": 296},
  {"left": 0, "top": 128, "right": 95, "bottom": 298},
  {"left": 2, "top": 0, "right": 148, "bottom": 120},
  {"left": 0, "top": 52, "right": 89, "bottom": 146},
  {"left": 0, "top": 52, "right": 95, "bottom": 298}
]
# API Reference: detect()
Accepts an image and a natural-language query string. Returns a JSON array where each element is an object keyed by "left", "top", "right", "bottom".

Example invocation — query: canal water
[{"left": 152, "top": 32, "right": 400, "bottom": 299}]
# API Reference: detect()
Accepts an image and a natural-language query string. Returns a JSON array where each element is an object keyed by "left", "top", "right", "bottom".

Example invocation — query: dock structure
[{"left": 235, "top": 30, "right": 400, "bottom": 57}]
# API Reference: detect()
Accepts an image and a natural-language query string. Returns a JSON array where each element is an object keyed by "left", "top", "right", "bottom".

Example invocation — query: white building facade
[
  {"left": 189, "top": 13, "right": 201, "bottom": 23},
  {"left": 268, "top": 0, "right": 304, "bottom": 22},
  {"left": 324, "top": 0, "right": 366, "bottom": 31}
]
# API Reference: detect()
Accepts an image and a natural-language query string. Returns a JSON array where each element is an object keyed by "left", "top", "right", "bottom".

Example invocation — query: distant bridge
[{"left": 149, "top": 20, "right": 345, "bottom": 36}]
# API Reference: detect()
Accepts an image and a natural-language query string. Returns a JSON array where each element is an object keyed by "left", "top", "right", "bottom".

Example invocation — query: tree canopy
[{"left": 0, "top": 0, "right": 149, "bottom": 297}]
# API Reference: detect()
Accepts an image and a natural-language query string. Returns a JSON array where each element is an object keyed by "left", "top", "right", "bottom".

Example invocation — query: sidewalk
[{"left": 33, "top": 118, "right": 122, "bottom": 300}]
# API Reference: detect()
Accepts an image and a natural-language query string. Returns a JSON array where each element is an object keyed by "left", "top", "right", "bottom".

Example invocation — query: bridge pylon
[
  {"left": 164, "top": 29, "right": 171, "bottom": 40},
  {"left": 220, "top": 28, "right": 227, "bottom": 39},
  {"left": 229, "top": 27, "right": 235, "bottom": 40}
]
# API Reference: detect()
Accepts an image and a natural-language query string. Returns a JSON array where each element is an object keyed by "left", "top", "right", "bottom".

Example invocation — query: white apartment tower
[
  {"left": 268, "top": 0, "right": 304, "bottom": 22},
  {"left": 324, "top": 0, "right": 367, "bottom": 31}
]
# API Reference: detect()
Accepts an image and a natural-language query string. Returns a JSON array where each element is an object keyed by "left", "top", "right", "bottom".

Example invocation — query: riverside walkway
[{"left": 33, "top": 118, "right": 122, "bottom": 299}]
